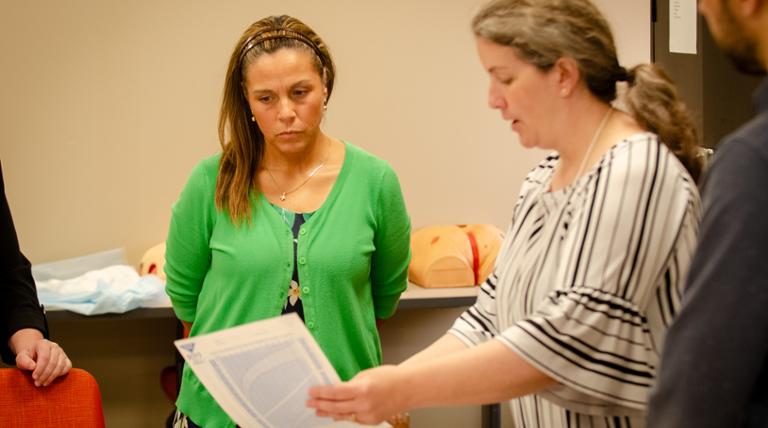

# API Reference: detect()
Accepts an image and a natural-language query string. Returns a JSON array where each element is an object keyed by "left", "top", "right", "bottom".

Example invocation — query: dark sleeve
[
  {"left": 0, "top": 162, "right": 48, "bottom": 364},
  {"left": 648, "top": 139, "right": 768, "bottom": 427}
]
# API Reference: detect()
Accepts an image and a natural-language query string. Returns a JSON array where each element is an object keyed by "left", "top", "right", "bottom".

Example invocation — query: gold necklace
[{"left": 265, "top": 140, "right": 331, "bottom": 201}]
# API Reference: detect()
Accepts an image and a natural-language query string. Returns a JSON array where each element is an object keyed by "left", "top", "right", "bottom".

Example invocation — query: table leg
[{"left": 481, "top": 403, "right": 501, "bottom": 428}]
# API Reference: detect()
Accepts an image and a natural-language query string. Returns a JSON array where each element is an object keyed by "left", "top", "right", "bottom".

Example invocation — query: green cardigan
[{"left": 165, "top": 142, "right": 411, "bottom": 427}]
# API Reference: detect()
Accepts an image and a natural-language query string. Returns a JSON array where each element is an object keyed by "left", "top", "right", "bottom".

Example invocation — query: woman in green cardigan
[{"left": 165, "top": 15, "right": 411, "bottom": 428}]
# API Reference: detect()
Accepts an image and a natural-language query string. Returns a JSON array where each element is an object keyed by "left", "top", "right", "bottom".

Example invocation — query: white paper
[
  {"left": 669, "top": 0, "right": 697, "bottom": 54},
  {"left": 175, "top": 314, "right": 389, "bottom": 428}
]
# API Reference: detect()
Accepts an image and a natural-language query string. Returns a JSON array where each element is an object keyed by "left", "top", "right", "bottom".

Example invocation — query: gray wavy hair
[{"left": 472, "top": 0, "right": 703, "bottom": 181}]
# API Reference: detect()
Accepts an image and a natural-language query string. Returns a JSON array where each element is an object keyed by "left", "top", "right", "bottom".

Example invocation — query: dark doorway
[{"left": 651, "top": 0, "right": 762, "bottom": 148}]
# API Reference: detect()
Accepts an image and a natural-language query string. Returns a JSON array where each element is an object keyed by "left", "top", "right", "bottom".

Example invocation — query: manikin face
[
  {"left": 243, "top": 48, "right": 328, "bottom": 154},
  {"left": 475, "top": 36, "right": 561, "bottom": 150},
  {"left": 698, "top": 0, "right": 765, "bottom": 75}
]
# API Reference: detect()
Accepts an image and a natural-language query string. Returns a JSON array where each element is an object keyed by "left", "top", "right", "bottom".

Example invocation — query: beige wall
[
  {"left": 0, "top": 1, "right": 650, "bottom": 427},
  {"left": 0, "top": 0, "right": 649, "bottom": 267}
]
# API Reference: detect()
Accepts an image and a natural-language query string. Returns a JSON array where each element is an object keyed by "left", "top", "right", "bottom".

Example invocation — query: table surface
[
  {"left": 43, "top": 282, "right": 498, "bottom": 428},
  {"left": 45, "top": 282, "right": 479, "bottom": 321}
]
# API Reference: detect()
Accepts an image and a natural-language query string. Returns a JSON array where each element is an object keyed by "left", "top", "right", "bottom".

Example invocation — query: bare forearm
[
  {"left": 306, "top": 337, "right": 554, "bottom": 424},
  {"left": 399, "top": 339, "right": 556, "bottom": 409},
  {"left": 400, "top": 333, "right": 468, "bottom": 367}
]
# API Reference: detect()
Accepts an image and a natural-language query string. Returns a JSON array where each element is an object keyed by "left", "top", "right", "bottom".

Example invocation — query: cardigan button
[
  {"left": 306, "top": 321, "right": 315, "bottom": 329},
  {"left": 298, "top": 257, "right": 306, "bottom": 265},
  {"left": 302, "top": 286, "right": 310, "bottom": 294},
  {"left": 299, "top": 228, "right": 307, "bottom": 236}
]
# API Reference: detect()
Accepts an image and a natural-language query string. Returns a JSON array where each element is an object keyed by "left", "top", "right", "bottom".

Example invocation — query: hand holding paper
[{"left": 175, "top": 314, "right": 390, "bottom": 428}]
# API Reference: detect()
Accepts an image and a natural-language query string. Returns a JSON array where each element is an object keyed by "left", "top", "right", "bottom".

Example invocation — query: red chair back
[{"left": 0, "top": 368, "right": 105, "bottom": 427}]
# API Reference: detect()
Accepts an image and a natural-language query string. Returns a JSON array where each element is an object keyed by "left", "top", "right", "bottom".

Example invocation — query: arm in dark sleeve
[
  {"left": 648, "top": 140, "right": 768, "bottom": 427},
  {"left": 0, "top": 163, "right": 47, "bottom": 364}
]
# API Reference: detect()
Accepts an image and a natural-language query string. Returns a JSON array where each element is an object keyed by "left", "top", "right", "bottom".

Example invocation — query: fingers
[
  {"left": 307, "top": 384, "right": 361, "bottom": 421},
  {"left": 314, "top": 408, "right": 370, "bottom": 425},
  {"left": 309, "top": 366, "right": 403, "bottom": 425},
  {"left": 48, "top": 349, "right": 73, "bottom": 385},
  {"left": 15, "top": 349, "right": 37, "bottom": 371},
  {"left": 325, "top": 412, "right": 357, "bottom": 422},
  {"left": 31, "top": 340, "right": 72, "bottom": 387},
  {"left": 308, "top": 382, "right": 360, "bottom": 401},
  {"left": 306, "top": 396, "right": 357, "bottom": 416},
  {"left": 10, "top": 333, "right": 72, "bottom": 387},
  {"left": 31, "top": 340, "right": 51, "bottom": 386},
  {"left": 307, "top": 389, "right": 383, "bottom": 425}
]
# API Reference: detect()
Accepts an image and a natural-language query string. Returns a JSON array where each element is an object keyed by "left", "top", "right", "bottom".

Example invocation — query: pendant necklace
[
  {"left": 573, "top": 107, "right": 613, "bottom": 181},
  {"left": 266, "top": 140, "right": 330, "bottom": 202}
]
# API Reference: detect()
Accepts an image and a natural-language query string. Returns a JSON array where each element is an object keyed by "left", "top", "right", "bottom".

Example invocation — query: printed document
[{"left": 175, "top": 313, "right": 389, "bottom": 428}]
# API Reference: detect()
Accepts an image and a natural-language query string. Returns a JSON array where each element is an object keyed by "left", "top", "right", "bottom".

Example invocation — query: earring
[
  {"left": 322, "top": 104, "right": 327, "bottom": 112},
  {"left": 560, "top": 89, "right": 569, "bottom": 97},
  {"left": 251, "top": 115, "right": 256, "bottom": 122}
]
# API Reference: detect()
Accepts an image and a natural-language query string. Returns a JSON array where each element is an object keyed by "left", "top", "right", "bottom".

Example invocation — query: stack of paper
[{"left": 175, "top": 314, "right": 390, "bottom": 428}]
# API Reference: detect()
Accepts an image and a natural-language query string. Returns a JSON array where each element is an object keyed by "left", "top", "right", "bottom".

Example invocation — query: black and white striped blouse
[{"left": 450, "top": 133, "right": 701, "bottom": 427}]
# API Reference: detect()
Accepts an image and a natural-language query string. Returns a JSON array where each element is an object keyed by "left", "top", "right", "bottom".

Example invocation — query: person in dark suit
[
  {"left": 648, "top": 1, "right": 768, "bottom": 427},
  {"left": 0, "top": 162, "right": 71, "bottom": 386}
]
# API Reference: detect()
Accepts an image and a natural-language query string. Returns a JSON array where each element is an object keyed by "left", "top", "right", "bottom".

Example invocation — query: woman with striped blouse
[{"left": 308, "top": 0, "right": 702, "bottom": 426}]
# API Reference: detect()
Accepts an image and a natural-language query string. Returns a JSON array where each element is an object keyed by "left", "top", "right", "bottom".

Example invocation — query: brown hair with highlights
[{"left": 216, "top": 15, "right": 336, "bottom": 224}]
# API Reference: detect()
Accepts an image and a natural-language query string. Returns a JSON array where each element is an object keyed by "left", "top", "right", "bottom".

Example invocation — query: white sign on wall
[{"left": 670, "top": 0, "right": 697, "bottom": 54}]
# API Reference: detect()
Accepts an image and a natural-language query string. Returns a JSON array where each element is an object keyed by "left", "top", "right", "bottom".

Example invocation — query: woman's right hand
[
  {"left": 10, "top": 328, "right": 72, "bottom": 387},
  {"left": 307, "top": 365, "right": 409, "bottom": 425}
]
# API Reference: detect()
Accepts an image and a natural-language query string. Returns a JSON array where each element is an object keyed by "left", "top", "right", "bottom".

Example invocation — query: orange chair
[{"left": 0, "top": 368, "right": 105, "bottom": 427}]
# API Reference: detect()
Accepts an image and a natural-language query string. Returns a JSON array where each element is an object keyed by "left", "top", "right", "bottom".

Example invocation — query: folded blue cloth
[
  {"left": 36, "top": 265, "right": 171, "bottom": 315},
  {"left": 32, "top": 248, "right": 127, "bottom": 281}
]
